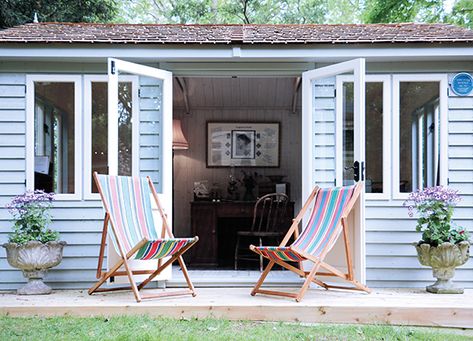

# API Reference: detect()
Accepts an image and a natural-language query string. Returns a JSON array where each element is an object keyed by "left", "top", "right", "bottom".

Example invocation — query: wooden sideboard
[{"left": 189, "top": 201, "right": 295, "bottom": 267}]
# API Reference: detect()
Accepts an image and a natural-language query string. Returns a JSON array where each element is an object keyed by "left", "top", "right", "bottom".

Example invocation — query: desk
[{"left": 190, "top": 201, "right": 295, "bottom": 267}]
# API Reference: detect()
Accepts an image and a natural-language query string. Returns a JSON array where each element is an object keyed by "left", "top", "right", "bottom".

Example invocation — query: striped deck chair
[
  {"left": 88, "top": 172, "right": 198, "bottom": 302},
  {"left": 250, "top": 182, "right": 370, "bottom": 302}
]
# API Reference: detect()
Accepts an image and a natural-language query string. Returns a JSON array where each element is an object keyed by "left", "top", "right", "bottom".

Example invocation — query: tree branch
[{"left": 242, "top": 0, "right": 251, "bottom": 24}]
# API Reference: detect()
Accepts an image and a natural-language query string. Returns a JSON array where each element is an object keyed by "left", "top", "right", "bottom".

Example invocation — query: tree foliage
[
  {"left": 117, "top": 0, "right": 473, "bottom": 29},
  {"left": 2, "top": 0, "right": 472, "bottom": 30},
  {"left": 450, "top": 0, "right": 473, "bottom": 28},
  {"left": 364, "top": 0, "right": 473, "bottom": 29},
  {"left": 117, "top": 0, "right": 363, "bottom": 25},
  {"left": 0, "top": 0, "right": 119, "bottom": 29},
  {"left": 363, "top": 0, "right": 443, "bottom": 24}
]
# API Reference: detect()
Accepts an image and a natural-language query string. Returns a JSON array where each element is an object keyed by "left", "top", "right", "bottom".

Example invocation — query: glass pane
[
  {"left": 34, "top": 82, "right": 75, "bottom": 193},
  {"left": 399, "top": 82, "right": 440, "bottom": 192},
  {"left": 342, "top": 82, "right": 384, "bottom": 192},
  {"left": 365, "top": 83, "right": 383, "bottom": 193},
  {"left": 91, "top": 82, "right": 133, "bottom": 193},
  {"left": 342, "top": 82, "right": 354, "bottom": 186}
]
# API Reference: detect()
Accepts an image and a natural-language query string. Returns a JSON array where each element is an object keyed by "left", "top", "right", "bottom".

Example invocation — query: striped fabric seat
[
  {"left": 256, "top": 185, "right": 356, "bottom": 260},
  {"left": 135, "top": 239, "right": 195, "bottom": 260},
  {"left": 96, "top": 174, "right": 195, "bottom": 260},
  {"left": 254, "top": 247, "right": 305, "bottom": 262}
]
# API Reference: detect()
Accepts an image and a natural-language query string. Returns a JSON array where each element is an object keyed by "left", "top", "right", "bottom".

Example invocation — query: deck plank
[{"left": 1, "top": 288, "right": 472, "bottom": 328}]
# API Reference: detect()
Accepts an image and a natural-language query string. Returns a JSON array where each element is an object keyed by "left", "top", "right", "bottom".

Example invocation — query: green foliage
[
  {"left": 6, "top": 191, "right": 59, "bottom": 245},
  {"left": 0, "top": 316, "right": 471, "bottom": 341},
  {"left": 116, "top": 0, "right": 473, "bottom": 28},
  {"left": 449, "top": 0, "right": 473, "bottom": 28},
  {"left": 2, "top": 0, "right": 472, "bottom": 30},
  {"left": 404, "top": 186, "right": 470, "bottom": 247},
  {"left": 414, "top": 200, "right": 469, "bottom": 246},
  {"left": 363, "top": 0, "right": 445, "bottom": 24},
  {"left": 0, "top": 0, "right": 119, "bottom": 29},
  {"left": 117, "top": 0, "right": 361, "bottom": 25},
  {"left": 363, "top": 0, "right": 473, "bottom": 29}
]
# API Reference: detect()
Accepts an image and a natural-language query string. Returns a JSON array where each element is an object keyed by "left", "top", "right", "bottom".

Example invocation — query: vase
[
  {"left": 414, "top": 241, "right": 470, "bottom": 294},
  {"left": 2, "top": 240, "right": 66, "bottom": 295}
]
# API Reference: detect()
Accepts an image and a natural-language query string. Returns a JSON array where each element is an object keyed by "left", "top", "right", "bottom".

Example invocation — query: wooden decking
[{"left": 1, "top": 288, "right": 472, "bottom": 328}]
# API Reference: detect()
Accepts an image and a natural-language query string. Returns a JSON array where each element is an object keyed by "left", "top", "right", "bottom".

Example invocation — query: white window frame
[
  {"left": 83, "top": 75, "right": 140, "bottom": 200},
  {"left": 392, "top": 74, "right": 448, "bottom": 200},
  {"left": 26, "top": 75, "right": 82, "bottom": 200},
  {"left": 336, "top": 74, "right": 391, "bottom": 200}
]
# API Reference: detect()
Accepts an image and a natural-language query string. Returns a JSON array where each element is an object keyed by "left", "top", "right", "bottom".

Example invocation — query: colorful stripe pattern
[
  {"left": 96, "top": 174, "right": 194, "bottom": 259},
  {"left": 135, "top": 238, "right": 196, "bottom": 260},
  {"left": 254, "top": 246, "right": 305, "bottom": 262},
  {"left": 254, "top": 185, "right": 355, "bottom": 262},
  {"left": 292, "top": 185, "right": 356, "bottom": 257}
]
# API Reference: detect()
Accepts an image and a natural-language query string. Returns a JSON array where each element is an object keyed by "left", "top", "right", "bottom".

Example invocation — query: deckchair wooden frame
[
  {"left": 88, "top": 172, "right": 198, "bottom": 302},
  {"left": 250, "top": 182, "right": 371, "bottom": 302}
]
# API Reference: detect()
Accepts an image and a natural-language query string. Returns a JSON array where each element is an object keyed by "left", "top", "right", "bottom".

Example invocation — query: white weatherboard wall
[
  {"left": 365, "top": 73, "right": 473, "bottom": 288},
  {"left": 309, "top": 72, "right": 473, "bottom": 288},
  {"left": 1, "top": 66, "right": 473, "bottom": 289},
  {"left": 0, "top": 73, "right": 163, "bottom": 289},
  {"left": 312, "top": 77, "right": 336, "bottom": 189}
]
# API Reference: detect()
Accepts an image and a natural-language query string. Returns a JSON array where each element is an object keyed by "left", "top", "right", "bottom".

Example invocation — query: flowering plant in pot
[
  {"left": 404, "top": 186, "right": 470, "bottom": 294},
  {"left": 2, "top": 190, "right": 66, "bottom": 295}
]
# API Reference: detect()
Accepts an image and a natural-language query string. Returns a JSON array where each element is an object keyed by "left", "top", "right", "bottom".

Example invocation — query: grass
[{"left": 0, "top": 316, "right": 472, "bottom": 341}]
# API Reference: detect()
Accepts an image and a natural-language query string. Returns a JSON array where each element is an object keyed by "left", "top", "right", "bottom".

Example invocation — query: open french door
[
  {"left": 302, "top": 58, "right": 367, "bottom": 284},
  {"left": 107, "top": 58, "right": 173, "bottom": 283}
]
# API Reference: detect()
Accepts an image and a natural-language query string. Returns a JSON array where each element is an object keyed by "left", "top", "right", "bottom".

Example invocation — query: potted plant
[
  {"left": 2, "top": 190, "right": 66, "bottom": 295},
  {"left": 404, "top": 186, "right": 470, "bottom": 294}
]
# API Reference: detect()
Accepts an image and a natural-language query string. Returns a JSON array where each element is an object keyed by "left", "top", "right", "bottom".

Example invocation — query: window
[
  {"left": 26, "top": 75, "right": 82, "bottom": 199},
  {"left": 336, "top": 75, "right": 391, "bottom": 199},
  {"left": 84, "top": 75, "right": 139, "bottom": 198},
  {"left": 393, "top": 75, "right": 448, "bottom": 198}
]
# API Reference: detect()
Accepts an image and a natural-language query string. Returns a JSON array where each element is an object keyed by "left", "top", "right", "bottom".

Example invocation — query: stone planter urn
[
  {"left": 2, "top": 240, "right": 66, "bottom": 295},
  {"left": 415, "top": 241, "right": 470, "bottom": 294}
]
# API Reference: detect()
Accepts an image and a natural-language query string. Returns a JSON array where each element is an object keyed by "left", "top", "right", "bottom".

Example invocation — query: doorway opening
[{"left": 171, "top": 76, "right": 302, "bottom": 271}]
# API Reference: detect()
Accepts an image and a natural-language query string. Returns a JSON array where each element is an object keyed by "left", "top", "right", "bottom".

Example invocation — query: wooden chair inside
[{"left": 234, "top": 193, "right": 289, "bottom": 271}]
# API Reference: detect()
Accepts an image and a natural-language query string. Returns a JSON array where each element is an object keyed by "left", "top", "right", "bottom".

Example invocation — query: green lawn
[{"left": 0, "top": 316, "right": 471, "bottom": 341}]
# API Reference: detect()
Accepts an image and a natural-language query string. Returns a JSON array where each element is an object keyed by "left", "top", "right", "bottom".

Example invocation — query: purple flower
[
  {"left": 403, "top": 186, "right": 461, "bottom": 218},
  {"left": 5, "top": 190, "right": 55, "bottom": 215}
]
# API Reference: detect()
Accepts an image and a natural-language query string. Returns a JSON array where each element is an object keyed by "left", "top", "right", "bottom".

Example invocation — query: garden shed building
[{"left": 0, "top": 22, "right": 472, "bottom": 290}]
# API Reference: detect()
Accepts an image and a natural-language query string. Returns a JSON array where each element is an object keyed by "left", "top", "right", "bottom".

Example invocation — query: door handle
[{"left": 344, "top": 161, "right": 364, "bottom": 182}]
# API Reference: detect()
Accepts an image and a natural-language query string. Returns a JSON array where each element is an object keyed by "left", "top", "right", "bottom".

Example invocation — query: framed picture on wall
[{"left": 207, "top": 122, "right": 280, "bottom": 167}]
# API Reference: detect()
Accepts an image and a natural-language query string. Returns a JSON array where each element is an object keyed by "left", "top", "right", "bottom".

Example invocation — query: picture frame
[{"left": 207, "top": 122, "right": 280, "bottom": 168}]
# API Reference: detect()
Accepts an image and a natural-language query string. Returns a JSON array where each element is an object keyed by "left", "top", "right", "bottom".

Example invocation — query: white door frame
[
  {"left": 302, "top": 58, "right": 366, "bottom": 283},
  {"left": 107, "top": 58, "right": 173, "bottom": 283},
  {"left": 108, "top": 58, "right": 173, "bottom": 214}
]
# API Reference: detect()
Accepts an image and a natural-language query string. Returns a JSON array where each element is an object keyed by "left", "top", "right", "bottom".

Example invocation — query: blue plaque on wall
[{"left": 451, "top": 72, "right": 473, "bottom": 96}]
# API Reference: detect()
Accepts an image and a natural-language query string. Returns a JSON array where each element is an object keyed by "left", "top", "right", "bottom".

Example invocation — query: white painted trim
[
  {"left": 302, "top": 58, "right": 366, "bottom": 284},
  {"left": 26, "top": 74, "right": 82, "bottom": 201},
  {"left": 131, "top": 77, "right": 140, "bottom": 178},
  {"left": 336, "top": 75, "right": 391, "bottom": 200},
  {"left": 392, "top": 74, "right": 448, "bottom": 200},
  {"left": 83, "top": 75, "right": 139, "bottom": 200},
  {"left": 3, "top": 45, "right": 473, "bottom": 61}
]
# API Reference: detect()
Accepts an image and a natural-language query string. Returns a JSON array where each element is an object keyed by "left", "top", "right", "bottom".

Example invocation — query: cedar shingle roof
[{"left": 1, "top": 22, "right": 473, "bottom": 44}]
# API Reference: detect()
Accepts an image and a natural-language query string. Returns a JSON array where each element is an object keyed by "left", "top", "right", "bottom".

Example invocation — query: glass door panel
[{"left": 340, "top": 81, "right": 385, "bottom": 193}]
